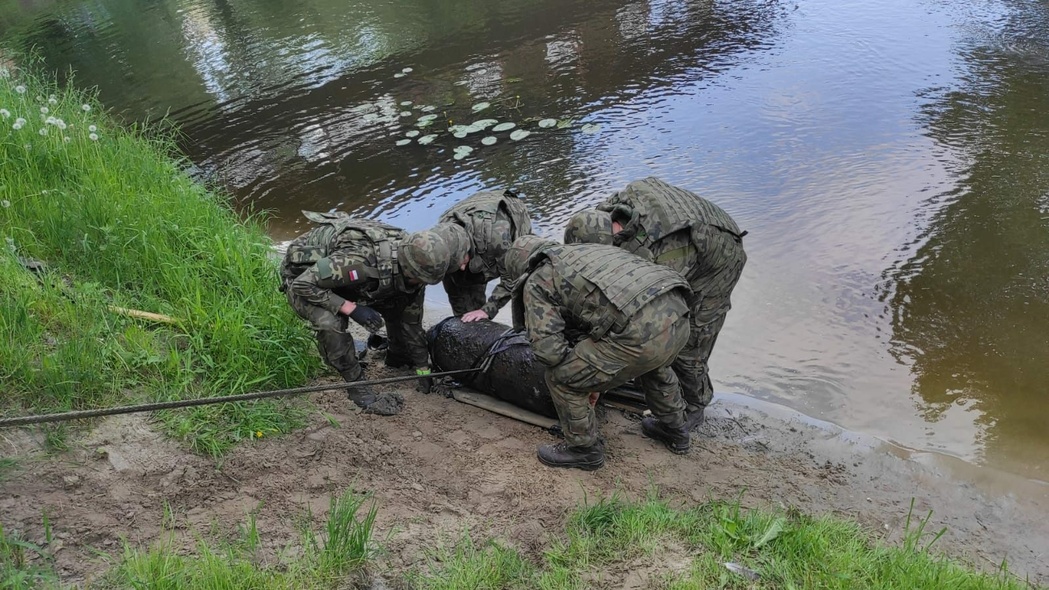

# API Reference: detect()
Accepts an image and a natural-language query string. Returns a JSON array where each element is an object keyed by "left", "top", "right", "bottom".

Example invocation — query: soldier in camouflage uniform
[
  {"left": 564, "top": 177, "right": 747, "bottom": 430},
  {"left": 436, "top": 189, "right": 533, "bottom": 322},
  {"left": 281, "top": 211, "right": 470, "bottom": 415},
  {"left": 505, "top": 235, "right": 694, "bottom": 470}
]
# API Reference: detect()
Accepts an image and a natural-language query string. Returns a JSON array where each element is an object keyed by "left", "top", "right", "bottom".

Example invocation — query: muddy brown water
[{"left": 4, "top": 0, "right": 1049, "bottom": 484}]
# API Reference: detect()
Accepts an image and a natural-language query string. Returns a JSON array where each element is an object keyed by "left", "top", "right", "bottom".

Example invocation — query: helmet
[
  {"left": 563, "top": 210, "right": 614, "bottom": 245},
  {"left": 431, "top": 223, "right": 471, "bottom": 274},
  {"left": 398, "top": 224, "right": 465, "bottom": 285},
  {"left": 503, "top": 235, "right": 556, "bottom": 284}
]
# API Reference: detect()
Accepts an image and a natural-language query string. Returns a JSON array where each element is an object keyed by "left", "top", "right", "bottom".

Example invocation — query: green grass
[
  {"left": 106, "top": 489, "right": 377, "bottom": 589},
  {"left": 0, "top": 54, "right": 322, "bottom": 454},
  {"left": 0, "top": 521, "right": 59, "bottom": 590},
  {"left": 413, "top": 494, "right": 1038, "bottom": 590}
]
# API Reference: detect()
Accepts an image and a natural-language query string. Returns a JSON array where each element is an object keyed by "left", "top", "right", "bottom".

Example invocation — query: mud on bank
[{"left": 2, "top": 370, "right": 1047, "bottom": 587}]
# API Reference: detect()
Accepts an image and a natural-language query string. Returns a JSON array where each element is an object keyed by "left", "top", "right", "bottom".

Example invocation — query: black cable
[{"left": 0, "top": 368, "right": 481, "bottom": 428}]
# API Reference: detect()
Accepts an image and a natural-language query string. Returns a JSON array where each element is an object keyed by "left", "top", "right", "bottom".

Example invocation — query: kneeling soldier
[
  {"left": 280, "top": 211, "right": 469, "bottom": 415},
  {"left": 505, "top": 235, "right": 694, "bottom": 470},
  {"left": 564, "top": 177, "right": 747, "bottom": 429}
]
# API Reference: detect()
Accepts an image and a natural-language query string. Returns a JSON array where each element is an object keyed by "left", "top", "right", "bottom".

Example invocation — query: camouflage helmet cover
[
  {"left": 399, "top": 225, "right": 467, "bottom": 285},
  {"left": 431, "top": 223, "right": 471, "bottom": 274},
  {"left": 503, "top": 235, "right": 557, "bottom": 285},
  {"left": 563, "top": 209, "right": 614, "bottom": 245}
]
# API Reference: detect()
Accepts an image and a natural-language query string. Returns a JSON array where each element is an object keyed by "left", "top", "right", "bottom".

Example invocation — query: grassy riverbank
[
  {"left": 1, "top": 492, "right": 1034, "bottom": 589},
  {"left": 0, "top": 56, "right": 321, "bottom": 454}
]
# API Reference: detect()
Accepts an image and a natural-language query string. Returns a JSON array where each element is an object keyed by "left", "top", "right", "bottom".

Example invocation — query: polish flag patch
[{"left": 349, "top": 270, "right": 359, "bottom": 281}]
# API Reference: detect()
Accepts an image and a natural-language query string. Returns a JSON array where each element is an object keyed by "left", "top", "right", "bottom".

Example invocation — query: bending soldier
[
  {"left": 564, "top": 177, "right": 747, "bottom": 429},
  {"left": 505, "top": 235, "right": 694, "bottom": 471},
  {"left": 436, "top": 189, "right": 533, "bottom": 322},
  {"left": 280, "top": 212, "right": 469, "bottom": 415}
]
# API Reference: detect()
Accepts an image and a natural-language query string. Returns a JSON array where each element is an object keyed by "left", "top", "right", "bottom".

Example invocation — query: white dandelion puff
[
  {"left": 39, "top": 127, "right": 48, "bottom": 136},
  {"left": 81, "top": 104, "right": 91, "bottom": 112},
  {"left": 63, "top": 136, "right": 71, "bottom": 143},
  {"left": 57, "top": 120, "right": 66, "bottom": 130},
  {"left": 15, "top": 117, "right": 26, "bottom": 126},
  {"left": 89, "top": 133, "right": 98, "bottom": 141},
  {"left": 48, "top": 96, "right": 57, "bottom": 105},
  {"left": 12, "top": 123, "right": 23, "bottom": 130},
  {"left": 0, "top": 68, "right": 9, "bottom": 78},
  {"left": 88, "top": 125, "right": 97, "bottom": 132},
  {"left": 0, "top": 109, "right": 9, "bottom": 119},
  {"left": 45, "top": 116, "right": 56, "bottom": 125},
  {"left": 1, "top": 200, "right": 9, "bottom": 208},
  {"left": 40, "top": 106, "right": 48, "bottom": 114},
  {"left": 15, "top": 85, "right": 26, "bottom": 94}
]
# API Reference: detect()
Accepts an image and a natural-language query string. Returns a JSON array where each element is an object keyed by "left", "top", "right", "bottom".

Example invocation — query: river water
[{"left": 4, "top": 0, "right": 1048, "bottom": 482}]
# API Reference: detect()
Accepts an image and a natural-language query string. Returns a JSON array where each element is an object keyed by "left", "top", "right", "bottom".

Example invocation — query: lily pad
[
  {"left": 402, "top": 67, "right": 413, "bottom": 73},
  {"left": 538, "top": 118, "right": 557, "bottom": 129},
  {"left": 472, "top": 119, "right": 498, "bottom": 130},
  {"left": 492, "top": 122, "right": 516, "bottom": 132},
  {"left": 556, "top": 119, "right": 574, "bottom": 129},
  {"left": 394, "top": 73, "right": 406, "bottom": 78},
  {"left": 405, "top": 130, "right": 420, "bottom": 138},
  {"left": 481, "top": 136, "right": 498, "bottom": 146},
  {"left": 400, "top": 111, "right": 412, "bottom": 117},
  {"left": 395, "top": 139, "right": 411, "bottom": 146},
  {"left": 416, "top": 119, "right": 434, "bottom": 128},
  {"left": 471, "top": 102, "right": 491, "bottom": 112},
  {"left": 510, "top": 129, "right": 531, "bottom": 141},
  {"left": 418, "top": 114, "right": 439, "bottom": 122},
  {"left": 418, "top": 134, "right": 438, "bottom": 145},
  {"left": 454, "top": 145, "right": 474, "bottom": 154},
  {"left": 400, "top": 101, "right": 412, "bottom": 107},
  {"left": 453, "top": 152, "right": 469, "bottom": 161},
  {"left": 581, "top": 123, "right": 601, "bottom": 134},
  {"left": 421, "top": 105, "right": 436, "bottom": 112},
  {"left": 453, "top": 131, "right": 469, "bottom": 139}
]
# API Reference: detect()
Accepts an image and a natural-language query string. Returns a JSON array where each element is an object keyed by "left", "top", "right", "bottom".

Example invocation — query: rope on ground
[{"left": 0, "top": 368, "right": 482, "bottom": 428}]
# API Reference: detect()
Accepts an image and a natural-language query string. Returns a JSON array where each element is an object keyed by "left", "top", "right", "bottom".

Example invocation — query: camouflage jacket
[
  {"left": 439, "top": 190, "right": 533, "bottom": 316},
  {"left": 598, "top": 177, "right": 745, "bottom": 285},
  {"left": 281, "top": 213, "right": 419, "bottom": 315},
  {"left": 517, "top": 244, "right": 689, "bottom": 368}
]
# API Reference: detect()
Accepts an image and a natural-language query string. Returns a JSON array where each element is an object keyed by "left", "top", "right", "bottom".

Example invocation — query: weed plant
[
  {"left": 0, "top": 55, "right": 321, "bottom": 454},
  {"left": 414, "top": 494, "right": 1038, "bottom": 590}
]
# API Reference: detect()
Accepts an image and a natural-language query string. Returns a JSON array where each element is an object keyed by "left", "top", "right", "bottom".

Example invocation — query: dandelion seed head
[
  {"left": 88, "top": 125, "right": 97, "bottom": 132},
  {"left": 47, "top": 97, "right": 57, "bottom": 105},
  {"left": 15, "top": 85, "right": 26, "bottom": 94},
  {"left": 0, "top": 109, "right": 9, "bottom": 119},
  {"left": 15, "top": 117, "right": 26, "bottom": 125},
  {"left": 6, "top": 237, "right": 16, "bottom": 253},
  {"left": 0, "top": 68, "right": 9, "bottom": 78},
  {"left": 40, "top": 106, "right": 48, "bottom": 114},
  {"left": 57, "top": 121, "right": 67, "bottom": 130},
  {"left": 81, "top": 104, "right": 91, "bottom": 112},
  {"left": 12, "top": 123, "right": 22, "bottom": 130},
  {"left": 63, "top": 136, "right": 71, "bottom": 143},
  {"left": 89, "top": 133, "right": 99, "bottom": 141},
  {"left": 39, "top": 128, "right": 48, "bottom": 136},
  {"left": 45, "top": 116, "right": 56, "bottom": 125},
  {"left": 1, "top": 200, "right": 9, "bottom": 208}
]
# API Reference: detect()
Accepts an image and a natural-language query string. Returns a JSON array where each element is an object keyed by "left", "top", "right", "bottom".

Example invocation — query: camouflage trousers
[
  {"left": 442, "top": 269, "right": 488, "bottom": 316},
  {"left": 546, "top": 292, "right": 690, "bottom": 448},
  {"left": 674, "top": 228, "right": 747, "bottom": 411},
  {"left": 285, "top": 288, "right": 429, "bottom": 380}
]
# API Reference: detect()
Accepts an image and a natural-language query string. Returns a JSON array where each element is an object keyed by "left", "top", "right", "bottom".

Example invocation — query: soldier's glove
[
  {"left": 415, "top": 368, "right": 434, "bottom": 394},
  {"left": 349, "top": 305, "right": 384, "bottom": 333}
]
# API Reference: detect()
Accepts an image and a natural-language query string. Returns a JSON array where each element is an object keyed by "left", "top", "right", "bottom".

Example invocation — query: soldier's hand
[
  {"left": 349, "top": 305, "right": 384, "bottom": 333},
  {"left": 588, "top": 392, "right": 600, "bottom": 407},
  {"left": 461, "top": 310, "right": 490, "bottom": 323}
]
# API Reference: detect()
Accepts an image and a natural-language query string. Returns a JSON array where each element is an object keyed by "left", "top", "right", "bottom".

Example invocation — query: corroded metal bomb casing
[{"left": 427, "top": 318, "right": 557, "bottom": 418}]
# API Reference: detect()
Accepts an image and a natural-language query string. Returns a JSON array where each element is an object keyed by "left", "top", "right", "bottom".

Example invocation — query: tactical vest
[
  {"left": 439, "top": 189, "right": 533, "bottom": 262},
  {"left": 282, "top": 211, "right": 404, "bottom": 289},
  {"left": 546, "top": 244, "right": 689, "bottom": 339},
  {"left": 610, "top": 177, "right": 743, "bottom": 240}
]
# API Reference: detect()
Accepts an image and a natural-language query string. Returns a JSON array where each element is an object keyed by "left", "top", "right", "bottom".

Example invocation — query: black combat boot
[
  {"left": 683, "top": 405, "right": 706, "bottom": 431},
  {"left": 641, "top": 416, "right": 691, "bottom": 455},
  {"left": 537, "top": 442, "right": 605, "bottom": 471}
]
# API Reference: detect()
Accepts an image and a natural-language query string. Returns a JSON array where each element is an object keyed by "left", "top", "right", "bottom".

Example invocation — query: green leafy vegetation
[
  {"left": 413, "top": 494, "right": 1036, "bottom": 590},
  {"left": 0, "top": 55, "right": 321, "bottom": 454}
]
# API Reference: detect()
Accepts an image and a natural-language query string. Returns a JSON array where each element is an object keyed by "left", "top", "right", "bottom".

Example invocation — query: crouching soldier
[
  {"left": 280, "top": 211, "right": 469, "bottom": 415},
  {"left": 564, "top": 177, "right": 747, "bottom": 429},
  {"left": 436, "top": 189, "right": 533, "bottom": 322},
  {"left": 505, "top": 235, "right": 694, "bottom": 470}
]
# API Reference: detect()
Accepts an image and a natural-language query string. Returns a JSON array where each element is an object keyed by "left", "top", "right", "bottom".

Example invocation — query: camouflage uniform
[
  {"left": 565, "top": 177, "right": 747, "bottom": 415},
  {"left": 507, "top": 239, "right": 692, "bottom": 450},
  {"left": 280, "top": 212, "right": 465, "bottom": 382},
  {"left": 437, "top": 189, "right": 533, "bottom": 317}
]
